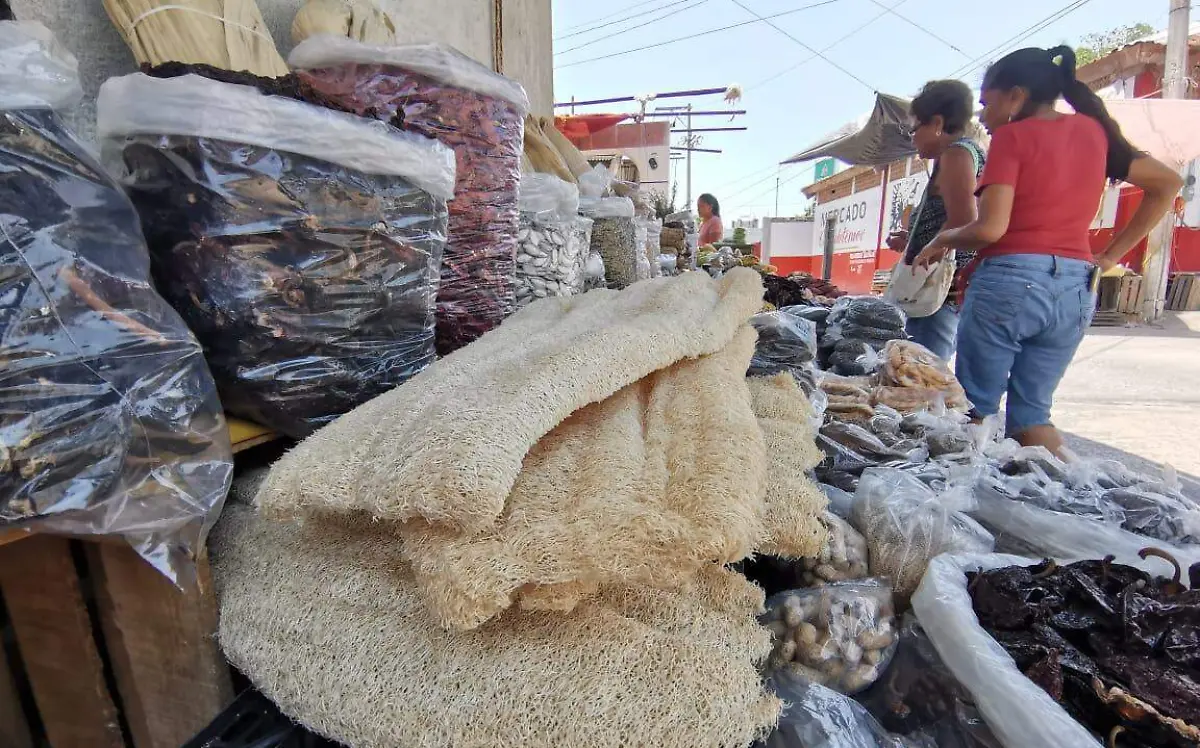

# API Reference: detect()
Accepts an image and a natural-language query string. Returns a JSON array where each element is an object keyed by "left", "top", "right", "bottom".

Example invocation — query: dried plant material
[
  {"left": 540, "top": 116, "right": 591, "bottom": 179},
  {"left": 212, "top": 505, "right": 782, "bottom": 748},
  {"left": 102, "top": 0, "right": 288, "bottom": 77},
  {"left": 257, "top": 270, "right": 766, "bottom": 535},
  {"left": 748, "top": 374, "right": 828, "bottom": 559},
  {"left": 291, "top": 0, "right": 395, "bottom": 45},
  {"left": 396, "top": 327, "right": 770, "bottom": 630},
  {"left": 523, "top": 114, "right": 575, "bottom": 183}
]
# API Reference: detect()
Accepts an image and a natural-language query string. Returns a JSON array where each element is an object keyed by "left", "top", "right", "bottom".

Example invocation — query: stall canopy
[
  {"left": 780, "top": 93, "right": 915, "bottom": 167},
  {"left": 555, "top": 114, "right": 631, "bottom": 148}
]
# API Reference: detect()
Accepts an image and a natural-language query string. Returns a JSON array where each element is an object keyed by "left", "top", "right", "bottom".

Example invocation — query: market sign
[
  {"left": 814, "top": 158, "right": 837, "bottom": 181},
  {"left": 815, "top": 186, "right": 883, "bottom": 278}
]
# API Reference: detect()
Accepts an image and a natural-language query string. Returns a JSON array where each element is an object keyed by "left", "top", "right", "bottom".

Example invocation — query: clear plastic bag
[
  {"left": 99, "top": 73, "right": 453, "bottom": 439},
  {"left": 289, "top": 36, "right": 526, "bottom": 355},
  {"left": 643, "top": 218, "right": 663, "bottom": 278},
  {"left": 577, "top": 163, "right": 613, "bottom": 199},
  {"left": 1, "top": 24, "right": 232, "bottom": 583},
  {"left": 515, "top": 174, "right": 589, "bottom": 306},
  {"left": 762, "top": 580, "right": 899, "bottom": 695},
  {"left": 851, "top": 469, "right": 994, "bottom": 608},
  {"left": 633, "top": 219, "right": 652, "bottom": 281},
  {"left": 911, "top": 554, "right": 1105, "bottom": 748},
  {"left": 581, "top": 197, "right": 639, "bottom": 289},
  {"left": 757, "top": 670, "right": 934, "bottom": 748}
]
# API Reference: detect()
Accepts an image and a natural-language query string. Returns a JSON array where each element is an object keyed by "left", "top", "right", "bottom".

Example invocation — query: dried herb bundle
[{"left": 970, "top": 554, "right": 1200, "bottom": 747}]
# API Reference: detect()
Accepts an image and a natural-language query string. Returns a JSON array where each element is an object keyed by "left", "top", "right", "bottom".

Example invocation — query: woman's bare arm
[
  {"left": 936, "top": 146, "right": 979, "bottom": 231},
  {"left": 914, "top": 185, "right": 1013, "bottom": 267},
  {"left": 1097, "top": 155, "right": 1184, "bottom": 269}
]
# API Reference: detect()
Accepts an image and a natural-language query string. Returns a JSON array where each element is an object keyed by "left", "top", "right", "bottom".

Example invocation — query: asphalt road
[{"left": 1053, "top": 312, "right": 1200, "bottom": 500}]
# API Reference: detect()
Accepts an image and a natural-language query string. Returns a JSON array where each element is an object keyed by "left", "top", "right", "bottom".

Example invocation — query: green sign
[{"left": 814, "top": 158, "right": 837, "bottom": 180}]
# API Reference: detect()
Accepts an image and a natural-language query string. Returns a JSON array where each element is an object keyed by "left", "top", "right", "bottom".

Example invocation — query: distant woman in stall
[{"left": 697, "top": 193, "right": 724, "bottom": 245}]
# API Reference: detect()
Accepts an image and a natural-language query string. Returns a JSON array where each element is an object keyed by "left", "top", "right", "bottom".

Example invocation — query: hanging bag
[{"left": 884, "top": 250, "right": 955, "bottom": 318}]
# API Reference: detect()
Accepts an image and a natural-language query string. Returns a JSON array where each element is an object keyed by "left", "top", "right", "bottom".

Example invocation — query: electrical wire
[
  {"left": 746, "top": 0, "right": 909, "bottom": 93},
  {"left": 555, "top": 0, "right": 698, "bottom": 43},
  {"left": 863, "top": 0, "right": 969, "bottom": 57},
  {"left": 726, "top": 162, "right": 818, "bottom": 210},
  {"left": 947, "top": 0, "right": 1098, "bottom": 80},
  {"left": 556, "top": 0, "right": 711, "bottom": 56},
  {"left": 555, "top": 0, "right": 845, "bottom": 69},
  {"left": 726, "top": 0, "right": 878, "bottom": 92}
]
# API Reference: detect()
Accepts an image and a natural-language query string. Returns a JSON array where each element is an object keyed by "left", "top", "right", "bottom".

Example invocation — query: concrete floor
[{"left": 1052, "top": 312, "right": 1200, "bottom": 499}]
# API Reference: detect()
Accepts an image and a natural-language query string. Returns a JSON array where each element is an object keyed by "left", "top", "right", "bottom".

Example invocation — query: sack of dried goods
[
  {"left": 878, "top": 339, "right": 969, "bottom": 410},
  {"left": 98, "top": 72, "right": 454, "bottom": 439},
  {"left": 580, "top": 196, "right": 639, "bottom": 289},
  {"left": 916, "top": 553, "right": 1200, "bottom": 748},
  {"left": 289, "top": 36, "right": 527, "bottom": 354},
  {"left": 642, "top": 217, "right": 663, "bottom": 278},
  {"left": 516, "top": 173, "right": 591, "bottom": 306},
  {"left": 0, "top": 23, "right": 231, "bottom": 581},
  {"left": 633, "top": 218, "right": 653, "bottom": 281},
  {"left": 747, "top": 308, "right": 818, "bottom": 393},
  {"left": 851, "top": 468, "right": 994, "bottom": 608},
  {"left": 761, "top": 580, "right": 899, "bottom": 694}
]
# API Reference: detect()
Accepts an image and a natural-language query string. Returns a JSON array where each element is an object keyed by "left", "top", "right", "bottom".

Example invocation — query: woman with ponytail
[{"left": 913, "top": 46, "right": 1182, "bottom": 455}]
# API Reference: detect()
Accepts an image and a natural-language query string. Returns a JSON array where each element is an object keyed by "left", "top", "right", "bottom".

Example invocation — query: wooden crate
[
  {"left": 1167, "top": 273, "right": 1200, "bottom": 312},
  {"left": 0, "top": 539, "right": 233, "bottom": 748},
  {"left": 1097, "top": 274, "right": 1145, "bottom": 315}
]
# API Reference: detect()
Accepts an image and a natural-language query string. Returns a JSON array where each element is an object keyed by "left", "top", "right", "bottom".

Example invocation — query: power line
[
  {"left": 726, "top": 0, "right": 878, "bottom": 92},
  {"left": 556, "top": 0, "right": 711, "bottom": 56},
  {"left": 727, "top": 162, "right": 818, "bottom": 208},
  {"left": 555, "top": 0, "right": 845, "bottom": 69},
  {"left": 746, "top": 0, "right": 909, "bottom": 93},
  {"left": 556, "top": 0, "right": 664, "bottom": 35},
  {"left": 554, "top": 0, "right": 697, "bottom": 43},
  {"left": 947, "top": 0, "right": 1097, "bottom": 80},
  {"left": 863, "top": 0, "right": 969, "bottom": 58}
]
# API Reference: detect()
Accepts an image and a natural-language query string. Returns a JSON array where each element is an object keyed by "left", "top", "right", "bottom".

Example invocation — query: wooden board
[
  {"left": 88, "top": 544, "right": 232, "bottom": 748},
  {"left": 1167, "top": 273, "right": 1200, "bottom": 311},
  {"left": 227, "top": 417, "right": 279, "bottom": 454},
  {"left": 0, "top": 537, "right": 125, "bottom": 748},
  {"left": 0, "top": 639, "right": 34, "bottom": 748}
]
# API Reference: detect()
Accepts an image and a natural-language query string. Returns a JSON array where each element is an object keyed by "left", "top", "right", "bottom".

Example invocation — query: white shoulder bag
[{"left": 884, "top": 251, "right": 955, "bottom": 318}]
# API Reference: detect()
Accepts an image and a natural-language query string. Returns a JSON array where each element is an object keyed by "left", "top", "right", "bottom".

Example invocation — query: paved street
[{"left": 1054, "top": 312, "right": 1200, "bottom": 499}]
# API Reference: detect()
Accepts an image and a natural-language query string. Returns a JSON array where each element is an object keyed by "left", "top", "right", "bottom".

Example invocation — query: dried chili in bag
[
  {"left": 97, "top": 72, "right": 455, "bottom": 439},
  {"left": 0, "top": 22, "right": 231, "bottom": 583},
  {"left": 289, "top": 36, "right": 527, "bottom": 355}
]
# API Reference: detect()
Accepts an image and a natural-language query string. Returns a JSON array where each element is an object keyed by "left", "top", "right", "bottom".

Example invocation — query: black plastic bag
[
  {"left": 99, "top": 73, "right": 455, "bottom": 438},
  {"left": 0, "top": 23, "right": 231, "bottom": 582},
  {"left": 184, "top": 689, "right": 341, "bottom": 748}
]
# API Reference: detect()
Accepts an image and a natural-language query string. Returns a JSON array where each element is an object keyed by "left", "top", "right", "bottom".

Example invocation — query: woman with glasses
[{"left": 887, "top": 79, "right": 986, "bottom": 360}]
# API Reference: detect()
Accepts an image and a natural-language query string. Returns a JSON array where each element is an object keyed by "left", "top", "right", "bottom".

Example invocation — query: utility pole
[
  {"left": 1143, "top": 0, "right": 1190, "bottom": 321},
  {"left": 774, "top": 173, "right": 781, "bottom": 216},
  {"left": 686, "top": 104, "right": 694, "bottom": 209}
]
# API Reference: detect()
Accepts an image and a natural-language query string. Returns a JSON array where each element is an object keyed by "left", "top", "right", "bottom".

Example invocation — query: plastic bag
[
  {"left": 851, "top": 469, "right": 994, "bottom": 608},
  {"left": 577, "top": 163, "right": 612, "bottom": 198},
  {"left": 99, "top": 73, "right": 453, "bottom": 439},
  {"left": 581, "top": 197, "right": 639, "bottom": 289},
  {"left": 878, "top": 340, "right": 967, "bottom": 410},
  {"left": 515, "top": 174, "right": 589, "bottom": 306},
  {"left": 1, "top": 24, "right": 232, "bottom": 583},
  {"left": 757, "top": 670, "right": 933, "bottom": 748},
  {"left": 969, "top": 485, "right": 1200, "bottom": 570},
  {"left": 912, "top": 554, "right": 1105, "bottom": 748},
  {"left": 633, "top": 219, "right": 652, "bottom": 281},
  {"left": 289, "top": 36, "right": 526, "bottom": 355},
  {"left": 643, "top": 218, "right": 663, "bottom": 278},
  {"left": 762, "top": 581, "right": 898, "bottom": 694}
]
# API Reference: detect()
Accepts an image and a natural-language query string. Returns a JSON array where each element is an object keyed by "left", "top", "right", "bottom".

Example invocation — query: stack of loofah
[{"left": 212, "top": 268, "right": 830, "bottom": 748}]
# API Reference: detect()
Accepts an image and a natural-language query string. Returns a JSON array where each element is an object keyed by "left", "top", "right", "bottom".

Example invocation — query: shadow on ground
[
  {"left": 1087, "top": 311, "right": 1200, "bottom": 340},
  {"left": 1063, "top": 431, "right": 1200, "bottom": 502}
]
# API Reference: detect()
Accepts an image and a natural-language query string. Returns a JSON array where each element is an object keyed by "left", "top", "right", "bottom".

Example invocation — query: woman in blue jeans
[
  {"left": 888, "top": 79, "right": 985, "bottom": 360},
  {"left": 915, "top": 46, "right": 1181, "bottom": 455}
]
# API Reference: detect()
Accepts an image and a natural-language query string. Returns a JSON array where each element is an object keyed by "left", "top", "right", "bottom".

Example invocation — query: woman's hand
[
  {"left": 886, "top": 229, "right": 909, "bottom": 253},
  {"left": 1096, "top": 253, "right": 1118, "bottom": 273},
  {"left": 913, "top": 235, "right": 950, "bottom": 270}
]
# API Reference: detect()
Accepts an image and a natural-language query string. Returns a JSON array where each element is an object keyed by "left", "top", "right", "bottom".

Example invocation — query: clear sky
[{"left": 552, "top": 0, "right": 1162, "bottom": 220}]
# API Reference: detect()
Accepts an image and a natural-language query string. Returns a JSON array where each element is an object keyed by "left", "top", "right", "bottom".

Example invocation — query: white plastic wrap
[
  {"left": 911, "top": 554, "right": 1103, "bottom": 748},
  {"left": 518, "top": 172, "right": 580, "bottom": 218},
  {"left": 288, "top": 35, "right": 530, "bottom": 111},
  {"left": 516, "top": 174, "right": 590, "bottom": 305},
  {"left": 579, "top": 195, "right": 635, "bottom": 219},
  {"left": 851, "top": 469, "right": 994, "bottom": 607},
  {"left": 633, "top": 219, "right": 652, "bottom": 281},
  {"left": 578, "top": 163, "right": 614, "bottom": 199},
  {"left": 0, "top": 22, "right": 82, "bottom": 110},
  {"left": 96, "top": 73, "right": 457, "bottom": 199},
  {"left": 970, "top": 487, "right": 1200, "bottom": 569}
]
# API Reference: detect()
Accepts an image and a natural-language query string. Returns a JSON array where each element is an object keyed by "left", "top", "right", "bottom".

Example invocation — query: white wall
[{"left": 762, "top": 218, "right": 815, "bottom": 263}]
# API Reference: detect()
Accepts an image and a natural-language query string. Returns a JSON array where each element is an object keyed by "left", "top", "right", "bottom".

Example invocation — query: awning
[
  {"left": 780, "top": 93, "right": 915, "bottom": 167},
  {"left": 554, "top": 114, "right": 631, "bottom": 147},
  {"left": 1056, "top": 98, "right": 1200, "bottom": 170}
]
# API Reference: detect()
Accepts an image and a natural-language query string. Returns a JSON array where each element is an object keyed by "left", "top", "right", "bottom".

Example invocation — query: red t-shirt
[{"left": 975, "top": 114, "right": 1108, "bottom": 262}]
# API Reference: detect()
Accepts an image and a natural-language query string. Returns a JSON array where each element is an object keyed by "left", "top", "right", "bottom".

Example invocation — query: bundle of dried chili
[
  {"left": 289, "top": 37, "right": 527, "bottom": 355},
  {"left": 98, "top": 73, "right": 456, "bottom": 438},
  {"left": 0, "top": 22, "right": 231, "bottom": 583}
]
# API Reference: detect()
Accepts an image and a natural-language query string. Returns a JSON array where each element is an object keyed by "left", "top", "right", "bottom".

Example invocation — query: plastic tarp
[
  {"left": 1057, "top": 98, "right": 1200, "bottom": 170},
  {"left": 781, "top": 93, "right": 915, "bottom": 167}
]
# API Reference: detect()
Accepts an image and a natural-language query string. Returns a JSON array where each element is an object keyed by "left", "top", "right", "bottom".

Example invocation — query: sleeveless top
[{"left": 902, "top": 139, "right": 987, "bottom": 282}]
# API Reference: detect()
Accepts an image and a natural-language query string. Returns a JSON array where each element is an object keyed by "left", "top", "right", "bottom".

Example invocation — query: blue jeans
[
  {"left": 955, "top": 255, "right": 1096, "bottom": 436},
  {"left": 905, "top": 303, "right": 959, "bottom": 361}
]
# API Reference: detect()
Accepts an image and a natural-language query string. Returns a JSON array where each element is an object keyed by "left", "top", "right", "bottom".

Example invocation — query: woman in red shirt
[
  {"left": 697, "top": 193, "right": 724, "bottom": 246},
  {"left": 915, "top": 46, "right": 1182, "bottom": 455}
]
